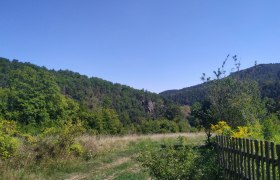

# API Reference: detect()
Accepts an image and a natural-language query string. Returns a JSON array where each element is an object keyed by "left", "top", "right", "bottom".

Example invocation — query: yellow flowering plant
[
  {"left": 211, "top": 121, "right": 255, "bottom": 139},
  {"left": 211, "top": 121, "right": 232, "bottom": 136},
  {"left": 0, "top": 119, "right": 21, "bottom": 159},
  {"left": 231, "top": 126, "right": 251, "bottom": 138}
]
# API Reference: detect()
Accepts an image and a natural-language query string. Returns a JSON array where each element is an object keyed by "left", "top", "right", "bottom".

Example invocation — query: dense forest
[{"left": 0, "top": 57, "right": 187, "bottom": 134}]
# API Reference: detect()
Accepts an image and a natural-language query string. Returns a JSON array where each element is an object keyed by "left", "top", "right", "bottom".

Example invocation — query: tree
[
  {"left": 192, "top": 55, "right": 265, "bottom": 144},
  {"left": 82, "top": 108, "right": 122, "bottom": 134},
  {"left": 2, "top": 66, "right": 79, "bottom": 124},
  {"left": 208, "top": 78, "right": 265, "bottom": 127},
  {"left": 165, "top": 104, "right": 182, "bottom": 120},
  {"left": 102, "top": 108, "right": 122, "bottom": 134},
  {"left": 191, "top": 101, "right": 215, "bottom": 144}
]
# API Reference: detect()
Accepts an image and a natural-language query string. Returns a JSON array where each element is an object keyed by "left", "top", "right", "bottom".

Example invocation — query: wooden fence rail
[{"left": 216, "top": 135, "right": 280, "bottom": 180}]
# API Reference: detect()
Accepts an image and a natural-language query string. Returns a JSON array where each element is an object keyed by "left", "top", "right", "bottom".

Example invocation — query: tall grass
[{"left": 78, "top": 132, "right": 205, "bottom": 154}]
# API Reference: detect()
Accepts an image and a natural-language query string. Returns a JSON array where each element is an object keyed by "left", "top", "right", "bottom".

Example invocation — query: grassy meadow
[{"left": 0, "top": 133, "right": 205, "bottom": 180}]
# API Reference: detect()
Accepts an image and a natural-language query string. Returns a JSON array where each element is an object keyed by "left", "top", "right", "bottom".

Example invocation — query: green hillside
[
  {"left": 160, "top": 63, "right": 280, "bottom": 105},
  {"left": 0, "top": 57, "right": 184, "bottom": 134}
]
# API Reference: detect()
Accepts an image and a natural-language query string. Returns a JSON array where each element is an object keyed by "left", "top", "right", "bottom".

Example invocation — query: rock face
[{"left": 147, "top": 100, "right": 154, "bottom": 113}]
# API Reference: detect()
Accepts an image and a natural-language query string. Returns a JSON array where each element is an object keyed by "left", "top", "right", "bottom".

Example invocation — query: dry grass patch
[{"left": 78, "top": 132, "right": 205, "bottom": 155}]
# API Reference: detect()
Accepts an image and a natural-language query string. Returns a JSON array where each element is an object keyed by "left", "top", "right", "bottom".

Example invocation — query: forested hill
[
  {"left": 0, "top": 57, "right": 181, "bottom": 129},
  {"left": 160, "top": 63, "right": 280, "bottom": 105}
]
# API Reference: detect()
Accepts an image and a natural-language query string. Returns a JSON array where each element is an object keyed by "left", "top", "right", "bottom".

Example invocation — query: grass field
[{"left": 1, "top": 133, "right": 205, "bottom": 180}]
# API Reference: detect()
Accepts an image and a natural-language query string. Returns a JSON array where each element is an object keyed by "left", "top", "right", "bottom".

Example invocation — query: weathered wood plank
[
  {"left": 238, "top": 138, "right": 243, "bottom": 179},
  {"left": 255, "top": 140, "right": 260, "bottom": 180},
  {"left": 247, "top": 139, "right": 251, "bottom": 180},
  {"left": 271, "top": 142, "right": 276, "bottom": 180},
  {"left": 244, "top": 138, "right": 247, "bottom": 179},
  {"left": 238, "top": 138, "right": 242, "bottom": 179},
  {"left": 216, "top": 136, "right": 220, "bottom": 169},
  {"left": 260, "top": 141, "right": 265, "bottom": 180},
  {"left": 265, "top": 141, "right": 270, "bottom": 180},
  {"left": 233, "top": 138, "right": 237, "bottom": 179},
  {"left": 276, "top": 145, "right": 280, "bottom": 179},
  {"left": 251, "top": 139, "right": 255, "bottom": 180},
  {"left": 222, "top": 136, "right": 227, "bottom": 178}
]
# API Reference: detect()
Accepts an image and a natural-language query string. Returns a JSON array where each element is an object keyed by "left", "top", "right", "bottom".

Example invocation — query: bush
[
  {"left": 69, "top": 143, "right": 84, "bottom": 157},
  {"left": 211, "top": 121, "right": 264, "bottom": 139},
  {"left": 140, "top": 119, "right": 179, "bottom": 134},
  {"left": 262, "top": 115, "right": 279, "bottom": 141},
  {"left": 232, "top": 126, "right": 251, "bottom": 138},
  {"left": 178, "top": 120, "right": 191, "bottom": 132},
  {"left": 0, "top": 120, "right": 21, "bottom": 160},
  {"left": 35, "top": 120, "right": 86, "bottom": 160},
  {"left": 211, "top": 121, "right": 232, "bottom": 136},
  {"left": 42, "top": 120, "right": 85, "bottom": 149},
  {"left": 84, "top": 109, "right": 123, "bottom": 135},
  {"left": 34, "top": 137, "right": 57, "bottom": 161},
  {"left": 0, "top": 135, "right": 20, "bottom": 160},
  {"left": 137, "top": 138, "right": 221, "bottom": 180},
  {"left": 138, "top": 145, "right": 197, "bottom": 179}
]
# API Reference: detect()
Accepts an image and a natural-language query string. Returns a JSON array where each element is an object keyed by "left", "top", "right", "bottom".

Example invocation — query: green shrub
[
  {"left": 35, "top": 120, "right": 86, "bottom": 161},
  {"left": 83, "top": 109, "right": 123, "bottom": 135},
  {"left": 42, "top": 120, "right": 85, "bottom": 149},
  {"left": 34, "top": 137, "right": 57, "bottom": 161},
  {"left": 177, "top": 136, "right": 187, "bottom": 146},
  {"left": 69, "top": 143, "right": 84, "bottom": 157},
  {"left": 0, "top": 135, "right": 20, "bottom": 159},
  {"left": 137, "top": 145, "right": 198, "bottom": 179},
  {"left": 140, "top": 119, "right": 179, "bottom": 134},
  {"left": 137, "top": 138, "right": 221, "bottom": 180},
  {"left": 0, "top": 120, "right": 21, "bottom": 159},
  {"left": 20, "top": 133, "right": 38, "bottom": 144},
  {"left": 178, "top": 120, "right": 191, "bottom": 132},
  {"left": 263, "top": 115, "right": 279, "bottom": 141}
]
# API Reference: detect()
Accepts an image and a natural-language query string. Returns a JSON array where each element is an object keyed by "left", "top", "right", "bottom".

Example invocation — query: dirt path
[
  {"left": 103, "top": 163, "right": 141, "bottom": 180},
  {"left": 66, "top": 156, "right": 133, "bottom": 180}
]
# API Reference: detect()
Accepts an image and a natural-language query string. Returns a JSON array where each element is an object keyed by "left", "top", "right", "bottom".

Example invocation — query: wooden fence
[{"left": 215, "top": 135, "right": 280, "bottom": 180}]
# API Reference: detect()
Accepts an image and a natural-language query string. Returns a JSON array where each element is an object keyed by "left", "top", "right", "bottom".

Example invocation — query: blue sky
[{"left": 1, "top": 0, "right": 280, "bottom": 93}]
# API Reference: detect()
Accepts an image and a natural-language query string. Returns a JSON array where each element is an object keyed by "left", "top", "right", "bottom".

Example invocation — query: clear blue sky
[{"left": 1, "top": 0, "right": 280, "bottom": 93}]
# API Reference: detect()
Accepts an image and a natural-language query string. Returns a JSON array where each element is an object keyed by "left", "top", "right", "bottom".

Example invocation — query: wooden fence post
[
  {"left": 260, "top": 141, "right": 265, "bottom": 180},
  {"left": 251, "top": 139, "right": 255, "bottom": 180},
  {"left": 271, "top": 142, "right": 276, "bottom": 180},
  {"left": 247, "top": 139, "right": 251, "bottom": 179},
  {"left": 228, "top": 137, "right": 232, "bottom": 179},
  {"left": 276, "top": 145, "right": 280, "bottom": 179},
  {"left": 239, "top": 138, "right": 243, "bottom": 179},
  {"left": 265, "top": 141, "right": 270, "bottom": 180},
  {"left": 233, "top": 138, "right": 237, "bottom": 179},
  {"left": 255, "top": 140, "right": 260, "bottom": 180},
  {"left": 244, "top": 138, "right": 247, "bottom": 179}
]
